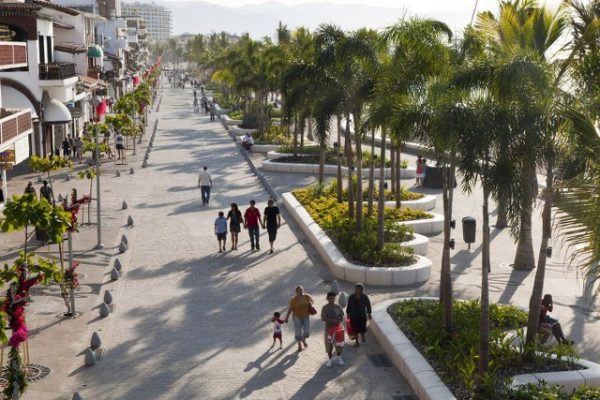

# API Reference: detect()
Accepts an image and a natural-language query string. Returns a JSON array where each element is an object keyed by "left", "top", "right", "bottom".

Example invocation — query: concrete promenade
[{"left": 61, "top": 87, "right": 414, "bottom": 399}]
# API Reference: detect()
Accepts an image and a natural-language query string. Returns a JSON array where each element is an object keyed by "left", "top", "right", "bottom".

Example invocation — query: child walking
[
  {"left": 272, "top": 312, "right": 284, "bottom": 349},
  {"left": 214, "top": 211, "right": 228, "bottom": 252}
]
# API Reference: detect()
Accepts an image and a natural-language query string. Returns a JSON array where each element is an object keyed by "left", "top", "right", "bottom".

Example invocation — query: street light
[{"left": 85, "top": 96, "right": 104, "bottom": 249}]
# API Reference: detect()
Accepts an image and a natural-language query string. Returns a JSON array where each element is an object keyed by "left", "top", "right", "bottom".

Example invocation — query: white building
[{"left": 122, "top": 2, "right": 171, "bottom": 42}]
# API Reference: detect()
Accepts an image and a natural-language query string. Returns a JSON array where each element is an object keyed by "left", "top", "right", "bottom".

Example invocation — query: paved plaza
[{"left": 1, "top": 85, "right": 599, "bottom": 399}]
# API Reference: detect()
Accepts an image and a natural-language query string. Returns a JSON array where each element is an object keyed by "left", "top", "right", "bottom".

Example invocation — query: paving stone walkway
[{"left": 69, "top": 87, "right": 414, "bottom": 399}]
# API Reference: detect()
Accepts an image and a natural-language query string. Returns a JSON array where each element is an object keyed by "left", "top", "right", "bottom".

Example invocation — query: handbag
[
  {"left": 309, "top": 305, "right": 317, "bottom": 315},
  {"left": 345, "top": 317, "right": 354, "bottom": 339}
]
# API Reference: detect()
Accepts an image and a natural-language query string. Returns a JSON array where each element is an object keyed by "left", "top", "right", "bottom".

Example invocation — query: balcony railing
[
  {"left": 0, "top": 41, "right": 27, "bottom": 69},
  {"left": 0, "top": 109, "right": 32, "bottom": 145},
  {"left": 39, "top": 62, "right": 76, "bottom": 80}
]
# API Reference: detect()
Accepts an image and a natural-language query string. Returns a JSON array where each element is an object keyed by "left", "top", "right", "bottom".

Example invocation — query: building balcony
[
  {"left": 87, "top": 66, "right": 102, "bottom": 79},
  {"left": 39, "top": 62, "right": 77, "bottom": 80},
  {"left": 0, "top": 41, "right": 28, "bottom": 70},
  {"left": 0, "top": 109, "right": 32, "bottom": 147}
]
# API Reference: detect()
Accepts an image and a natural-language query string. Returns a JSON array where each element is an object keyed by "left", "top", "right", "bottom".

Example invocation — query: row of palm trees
[{"left": 161, "top": 0, "right": 600, "bottom": 385}]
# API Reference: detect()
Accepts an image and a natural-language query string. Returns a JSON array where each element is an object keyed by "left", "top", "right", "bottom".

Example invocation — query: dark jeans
[
  {"left": 248, "top": 226, "right": 260, "bottom": 248},
  {"left": 201, "top": 185, "right": 211, "bottom": 204}
]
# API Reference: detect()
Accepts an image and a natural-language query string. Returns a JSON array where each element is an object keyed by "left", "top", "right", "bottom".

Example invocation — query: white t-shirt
[
  {"left": 273, "top": 319, "right": 283, "bottom": 333},
  {"left": 242, "top": 135, "right": 254, "bottom": 145},
  {"left": 198, "top": 170, "right": 212, "bottom": 186}
]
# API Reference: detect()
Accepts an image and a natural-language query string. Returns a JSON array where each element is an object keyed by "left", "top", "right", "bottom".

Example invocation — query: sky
[{"left": 196, "top": 0, "right": 564, "bottom": 10}]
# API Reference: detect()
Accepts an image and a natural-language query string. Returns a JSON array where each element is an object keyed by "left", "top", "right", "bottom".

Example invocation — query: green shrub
[
  {"left": 278, "top": 144, "right": 321, "bottom": 154},
  {"left": 228, "top": 110, "right": 244, "bottom": 120},
  {"left": 293, "top": 184, "right": 428, "bottom": 267},
  {"left": 254, "top": 126, "right": 290, "bottom": 145},
  {"left": 400, "top": 159, "right": 409, "bottom": 169},
  {"left": 387, "top": 299, "right": 585, "bottom": 399}
]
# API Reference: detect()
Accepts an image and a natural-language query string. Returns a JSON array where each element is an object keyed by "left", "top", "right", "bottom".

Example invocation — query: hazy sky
[{"left": 198, "top": 0, "right": 563, "bottom": 10}]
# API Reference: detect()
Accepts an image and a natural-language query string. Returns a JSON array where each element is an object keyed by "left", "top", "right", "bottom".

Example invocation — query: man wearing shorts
[
  {"left": 214, "top": 211, "right": 228, "bottom": 252},
  {"left": 115, "top": 132, "right": 125, "bottom": 160},
  {"left": 263, "top": 199, "right": 281, "bottom": 254}
]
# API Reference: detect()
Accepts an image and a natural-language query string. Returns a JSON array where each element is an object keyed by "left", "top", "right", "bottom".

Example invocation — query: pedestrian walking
[
  {"left": 115, "top": 132, "right": 125, "bottom": 160},
  {"left": 227, "top": 203, "right": 242, "bottom": 250},
  {"left": 271, "top": 312, "right": 284, "bottom": 349},
  {"left": 284, "top": 286, "right": 315, "bottom": 352},
  {"left": 322, "top": 292, "right": 345, "bottom": 367},
  {"left": 62, "top": 137, "right": 71, "bottom": 158},
  {"left": 416, "top": 155, "right": 425, "bottom": 187},
  {"left": 24, "top": 181, "right": 37, "bottom": 198},
  {"left": 209, "top": 103, "right": 216, "bottom": 121},
  {"left": 243, "top": 200, "right": 263, "bottom": 251},
  {"left": 197, "top": 166, "right": 213, "bottom": 205},
  {"left": 345, "top": 283, "right": 372, "bottom": 347},
  {"left": 214, "top": 211, "right": 228, "bottom": 253},
  {"left": 73, "top": 135, "right": 82, "bottom": 160},
  {"left": 262, "top": 199, "right": 281, "bottom": 254},
  {"left": 39, "top": 180, "right": 54, "bottom": 205}
]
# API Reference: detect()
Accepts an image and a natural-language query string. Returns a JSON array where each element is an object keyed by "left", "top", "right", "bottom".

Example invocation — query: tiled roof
[{"left": 0, "top": 2, "right": 41, "bottom": 14}]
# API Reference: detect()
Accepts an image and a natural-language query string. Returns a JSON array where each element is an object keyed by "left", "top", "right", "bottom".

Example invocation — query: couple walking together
[{"left": 281, "top": 284, "right": 372, "bottom": 367}]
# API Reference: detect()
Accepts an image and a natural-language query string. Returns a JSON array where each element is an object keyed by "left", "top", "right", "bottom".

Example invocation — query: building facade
[{"left": 121, "top": 2, "right": 171, "bottom": 42}]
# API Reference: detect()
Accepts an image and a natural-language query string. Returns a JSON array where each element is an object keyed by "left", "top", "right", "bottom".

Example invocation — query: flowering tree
[{"left": 0, "top": 194, "right": 68, "bottom": 398}]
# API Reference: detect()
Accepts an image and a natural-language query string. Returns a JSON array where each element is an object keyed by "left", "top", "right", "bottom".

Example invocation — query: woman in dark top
[
  {"left": 226, "top": 203, "right": 242, "bottom": 250},
  {"left": 346, "top": 283, "right": 372, "bottom": 347}
]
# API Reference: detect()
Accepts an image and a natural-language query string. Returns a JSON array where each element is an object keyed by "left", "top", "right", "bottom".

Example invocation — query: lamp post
[
  {"left": 87, "top": 96, "right": 104, "bottom": 249},
  {"left": 94, "top": 121, "right": 103, "bottom": 249}
]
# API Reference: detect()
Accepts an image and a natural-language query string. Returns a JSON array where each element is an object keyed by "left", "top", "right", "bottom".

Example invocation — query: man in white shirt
[
  {"left": 197, "top": 166, "right": 213, "bottom": 205},
  {"left": 242, "top": 133, "right": 254, "bottom": 151}
]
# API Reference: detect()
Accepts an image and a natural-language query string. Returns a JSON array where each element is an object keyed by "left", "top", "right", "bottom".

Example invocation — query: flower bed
[
  {"left": 386, "top": 298, "right": 590, "bottom": 399},
  {"left": 292, "top": 184, "right": 432, "bottom": 267},
  {"left": 282, "top": 193, "right": 432, "bottom": 286}
]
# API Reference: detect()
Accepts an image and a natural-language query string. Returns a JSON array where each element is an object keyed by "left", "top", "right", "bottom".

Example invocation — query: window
[
  {"left": 38, "top": 34, "right": 45, "bottom": 64},
  {"left": 46, "top": 36, "right": 53, "bottom": 62}
]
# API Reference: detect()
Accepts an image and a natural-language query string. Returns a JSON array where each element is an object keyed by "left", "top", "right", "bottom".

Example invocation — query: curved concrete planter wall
[
  {"left": 282, "top": 192, "right": 432, "bottom": 287},
  {"left": 372, "top": 297, "right": 600, "bottom": 400},
  {"left": 233, "top": 135, "right": 280, "bottom": 153},
  {"left": 404, "top": 233, "right": 428, "bottom": 256},
  {"left": 263, "top": 159, "right": 416, "bottom": 179},
  {"left": 385, "top": 196, "right": 436, "bottom": 211},
  {"left": 400, "top": 213, "right": 444, "bottom": 236}
]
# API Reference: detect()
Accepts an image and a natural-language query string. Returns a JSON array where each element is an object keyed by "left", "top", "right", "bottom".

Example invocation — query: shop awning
[
  {"left": 0, "top": 85, "right": 38, "bottom": 118},
  {"left": 44, "top": 98, "right": 72, "bottom": 124},
  {"left": 87, "top": 44, "right": 103, "bottom": 58},
  {"left": 55, "top": 43, "right": 86, "bottom": 54}
]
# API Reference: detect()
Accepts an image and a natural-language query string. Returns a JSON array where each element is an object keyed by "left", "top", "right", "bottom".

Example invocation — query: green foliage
[
  {"left": 293, "top": 183, "right": 431, "bottom": 266},
  {"left": 508, "top": 383, "right": 600, "bottom": 399},
  {"left": 3, "top": 347, "right": 27, "bottom": 398},
  {"left": 228, "top": 110, "right": 244, "bottom": 120},
  {"left": 278, "top": 144, "right": 321, "bottom": 154},
  {"left": 254, "top": 125, "right": 290, "bottom": 145},
  {"left": 400, "top": 159, "right": 409, "bottom": 169},
  {"left": 362, "top": 151, "right": 391, "bottom": 168},
  {"left": 77, "top": 168, "right": 97, "bottom": 181},
  {"left": 0, "top": 194, "right": 71, "bottom": 243},
  {"left": 387, "top": 299, "right": 586, "bottom": 399},
  {"left": 29, "top": 156, "right": 72, "bottom": 174}
]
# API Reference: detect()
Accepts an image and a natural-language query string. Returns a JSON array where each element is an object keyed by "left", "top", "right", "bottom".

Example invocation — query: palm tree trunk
[
  {"left": 355, "top": 115, "right": 364, "bottom": 231},
  {"left": 525, "top": 160, "right": 554, "bottom": 351},
  {"left": 377, "top": 128, "right": 387, "bottom": 250},
  {"left": 336, "top": 116, "right": 343, "bottom": 203},
  {"left": 390, "top": 146, "right": 396, "bottom": 195},
  {"left": 344, "top": 115, "right": 354, "bottom": 219},
  {"left": 300, "top": 117, "right": 306, "bottom": 149},
  {"left": 318, "top": 144, "right": 326, "bottom": 185},
  {"left": 395, "top": 146, "right": 401, "bottom": 209},
  {"left": 293, "top": 115, "right": 299, "bottom": 158},
  {"left": 440, "top": 161, "right": 454, "bottom": 336},
  {"left": 478, "top": 174, "right": 491, "bottom": 379},
  {"left": 514, "top": 166, "right": 537, "bottom": 270},
  {"left": 367, "top": 129, "right": 375, "bottom": 216},
  {"left": 307, "top": 118, "right": 313, "bottom": 141},
  {"left": 495, "top": 201, "right": 508, "bottom": 228}
]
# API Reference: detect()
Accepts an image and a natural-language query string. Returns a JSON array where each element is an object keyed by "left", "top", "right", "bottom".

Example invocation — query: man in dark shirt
[
  {"left": 262, "top": 199, "right": 281, "bottom": 254},
  {"left": 244, "top": 200, "right": 264, "bottom": 251}
]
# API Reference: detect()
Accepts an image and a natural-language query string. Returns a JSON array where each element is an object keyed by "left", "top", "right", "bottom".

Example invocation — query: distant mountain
[{"left": 147, "top": 0, "right": 476, "bottom": 38}]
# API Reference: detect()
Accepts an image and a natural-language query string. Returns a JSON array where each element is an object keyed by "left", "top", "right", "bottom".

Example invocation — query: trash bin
[{"left": 462, "top": 217, "right": 476, "bottom": 248}]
